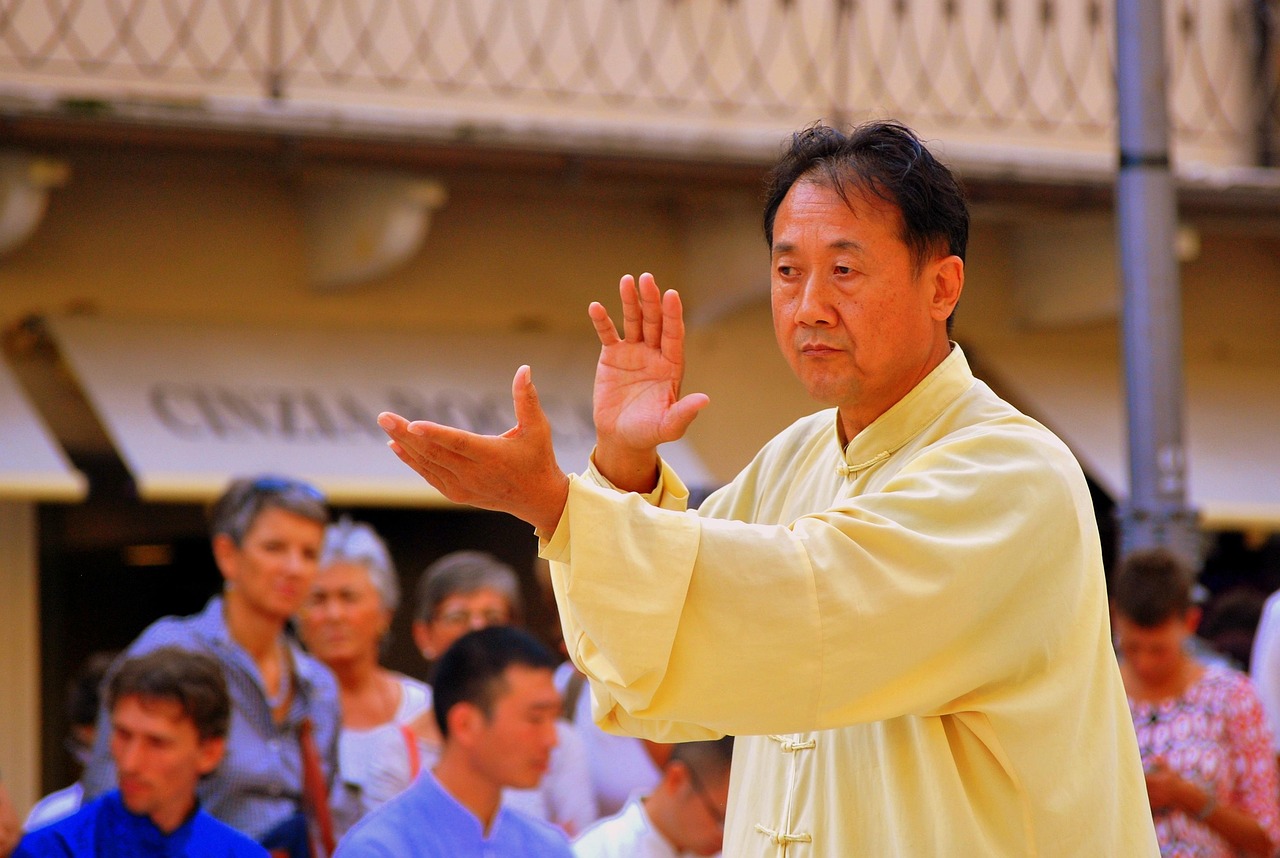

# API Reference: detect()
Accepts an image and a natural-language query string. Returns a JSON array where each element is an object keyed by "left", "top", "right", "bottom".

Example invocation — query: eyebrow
[{"left": 771, "top": 239, "right": 865, "bottom": 256}]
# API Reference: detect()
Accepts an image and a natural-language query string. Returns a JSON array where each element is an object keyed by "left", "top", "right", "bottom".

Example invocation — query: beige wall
[{"left": 5, "top": 152, "right": 1280, "bottom": 482}]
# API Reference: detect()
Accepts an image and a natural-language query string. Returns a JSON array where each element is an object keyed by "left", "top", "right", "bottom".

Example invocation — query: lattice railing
[{"left": 0, "top": 1, "right": 1274, "bottom": 168}]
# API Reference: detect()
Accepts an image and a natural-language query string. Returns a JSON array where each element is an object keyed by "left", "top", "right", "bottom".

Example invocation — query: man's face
[
  {"left": 770, "top": 179, "right": 961, "bottom": 438},
  {"left": 464, "top": 665, "right": 560, "bottom": 790},
  {"left": 110, "top": 695, "right": 224, "bottom": 833},
  {"left": 216, "top": 507, "right": 325, "bottom": 620}
]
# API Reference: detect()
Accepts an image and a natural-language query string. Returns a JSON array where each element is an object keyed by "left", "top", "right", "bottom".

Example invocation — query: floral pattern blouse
[{"left": 1129, "top": 663, "right": 1280, "bottom": 857}]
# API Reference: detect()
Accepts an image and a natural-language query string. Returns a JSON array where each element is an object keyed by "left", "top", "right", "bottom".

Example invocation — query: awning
[
  {"left": 0, "top": 357, "right": 86, "bottom": 501},
  {"left": 973, "top": 344, "right": 1280, "bottom": 531},
  {"left": 46, "top": 317, "right": 713, "bottom": 507}
]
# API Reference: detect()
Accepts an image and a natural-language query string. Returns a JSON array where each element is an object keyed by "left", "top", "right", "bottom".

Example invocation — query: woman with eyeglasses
[
  {"left": 1115, "top": 548, "right": 1280, "bottom": 858},
  {"left": 295, "top": 517, "right": 430, "bottom": 826},
  {"left": 80, "top": 475, "right": 341, "bottom": 858}
]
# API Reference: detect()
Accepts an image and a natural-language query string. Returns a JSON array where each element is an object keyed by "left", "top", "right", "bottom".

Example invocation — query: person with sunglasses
[
  {"left": 81, "top": 475, "right": 341, "bottom": 858},
  {"left": 572, "top": 737, "right": 732, "bottom": 858}
]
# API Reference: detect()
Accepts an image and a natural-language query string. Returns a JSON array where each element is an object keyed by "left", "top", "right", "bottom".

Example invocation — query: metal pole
[{"left": 1114, "top": 0, "right": 1200, "bottom": 564}]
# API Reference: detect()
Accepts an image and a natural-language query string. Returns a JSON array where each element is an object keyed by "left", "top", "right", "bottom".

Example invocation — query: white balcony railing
[{"left": 0, "top": 1, "right": 1274, "bottom": 171}]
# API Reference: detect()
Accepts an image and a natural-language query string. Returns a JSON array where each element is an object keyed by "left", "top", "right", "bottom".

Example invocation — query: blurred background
[{"left": 2, "top": 0, "right": 1279, "bottom": 812}]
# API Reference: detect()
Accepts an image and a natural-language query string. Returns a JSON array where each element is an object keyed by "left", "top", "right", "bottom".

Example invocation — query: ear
[
  {"left": 411, "top": 620, "right": 437, "bottom": 659},
  {"left": 1185, "top": 605, "right": 1203, "bottom": 636},
  {"left": 195, "top": 736, "right": 226, "bottom": 777},
  {"left": 211, "top": 534, "right": 239, "bottom": 584},
  {"left": 658, "top": 759, "right": 689, "bottom": 797},
  {"left": 927, "top": 255, "right": 964, "bottom": 322},
  {"left": 445, "top": 701, "right": 483, "bottom": 747}
]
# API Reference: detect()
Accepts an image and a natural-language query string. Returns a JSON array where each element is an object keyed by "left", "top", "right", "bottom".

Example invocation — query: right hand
[{"left": 588, "top": 273, "right": 709, "bottom": 491}]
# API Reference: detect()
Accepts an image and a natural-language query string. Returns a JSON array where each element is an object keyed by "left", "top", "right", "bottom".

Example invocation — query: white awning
[
  {"left": 46, "top": 317, "right": 713, "bottom": 507},
  {"left": 0, "top": 357, "right": 86, "bottom": 501},
  {"left": 974, "top": 344, "right": 1280, "bottom": 531}
]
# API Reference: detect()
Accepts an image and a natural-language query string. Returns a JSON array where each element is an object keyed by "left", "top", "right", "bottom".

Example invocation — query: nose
[
  {"left": 468, "top": 614, "right": 490, "bottom": 631},
  {"left": 115, "top": 739, "right": 142, "bottom": 773},
  {"left": 793, "top": 275, "right": 834, "bottom": 327},
  {"left": 285, "top": 547, "right": 315, "bottom": 577},
  {"left": 544, "top": 720, "right": 560, "bottom": 751}
]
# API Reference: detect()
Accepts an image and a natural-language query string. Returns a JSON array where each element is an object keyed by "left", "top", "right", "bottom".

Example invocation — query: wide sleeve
[{"left": 544, "top": 422, "right": 1100, "bottom": 739}]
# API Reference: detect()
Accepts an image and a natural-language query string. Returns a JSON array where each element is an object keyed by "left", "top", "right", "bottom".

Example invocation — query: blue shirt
[
  {"left": 335, "top": 772, "right": 573, "bottom": 858},
  {"left": 13, "top": 790, "right": 268, "bottom": 858},
  {"left": 82, "top": 596, "right": 342, "bottom": 842}
]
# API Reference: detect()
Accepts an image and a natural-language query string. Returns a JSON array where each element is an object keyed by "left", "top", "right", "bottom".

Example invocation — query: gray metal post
[{"left": 1114, "top": 0, "right": 1200, "bottom": 564}]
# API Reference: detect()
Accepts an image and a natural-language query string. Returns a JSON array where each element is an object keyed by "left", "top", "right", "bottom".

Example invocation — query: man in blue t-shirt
[
  {"left": 336, "top": 627, "right": 572, "bottom": 856},
  {"left": 15, "top": 647, "right": 266, "bottom": 857}
]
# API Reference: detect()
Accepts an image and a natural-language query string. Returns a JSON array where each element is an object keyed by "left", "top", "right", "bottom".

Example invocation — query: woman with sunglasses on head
[
  {"left": 81, "top": 475, "right": 341, "bottom": 858},
  {"left": 296, "top": 517, "right": 431, "bottom": 826}
]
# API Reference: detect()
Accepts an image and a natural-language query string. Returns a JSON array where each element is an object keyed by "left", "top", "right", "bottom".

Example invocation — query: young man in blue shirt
[
  {"left": 15, "top": 647, "right": 267, "bottom": 857},
  {"left": 336, "top": 626, "right": 572, "bottom": 857}
]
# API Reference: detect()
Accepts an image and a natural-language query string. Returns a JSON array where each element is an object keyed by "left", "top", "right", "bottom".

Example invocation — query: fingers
[
  {"left": 660, "top": 287, "right": 687, "bottom": 366},
  {"left": 615, "top": 272, "right": 665, "bottom": 346},
  {"left": 661, "top": 392, "right": 710, "bottom": 441},
  {"left": 510, "top": 365, "right": 551, "bottom": 438},
  {"left": 589, "top": 302, "right": 621, "bottom": 346},
  {"left": 620, "top": 274, "right": 642, "bottom": 342},
  {"left": 638, "top": 272, "right": 663, "bottom": 347}
]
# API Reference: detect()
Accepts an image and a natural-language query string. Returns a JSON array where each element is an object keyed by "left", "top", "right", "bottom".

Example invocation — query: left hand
[
  {"left": 1144, "top": 758, "right": 1198, "bottom": 815},
  {"left": 378, "top": 365, "right": 570, "bottom": 533}
]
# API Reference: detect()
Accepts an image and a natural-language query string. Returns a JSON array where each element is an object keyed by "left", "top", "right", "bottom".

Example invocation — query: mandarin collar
[{"left": 836, "top": 344, "right": 975, "bottom": 477}]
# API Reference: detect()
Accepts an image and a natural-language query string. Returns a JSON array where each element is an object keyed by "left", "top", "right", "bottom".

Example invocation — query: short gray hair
[
  {"left": 414, "top": 550, "right": 523, "bottom": 624},
  {"left": 320, "top": 516, "right": 399, "bottom": 613}
]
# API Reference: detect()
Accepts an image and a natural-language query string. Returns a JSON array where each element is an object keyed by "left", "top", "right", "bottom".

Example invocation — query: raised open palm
[{"left": 589, "top": 273, "right": 709, "bottom": 489}]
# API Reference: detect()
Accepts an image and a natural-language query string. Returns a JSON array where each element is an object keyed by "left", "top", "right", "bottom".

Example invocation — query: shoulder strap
[{"left": 401, "top": 724, "right": 421, "bottom": 780}]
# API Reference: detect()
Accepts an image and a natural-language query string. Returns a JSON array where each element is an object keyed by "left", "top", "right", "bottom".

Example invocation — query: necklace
[{"left": 264, "top": 642, "right": 293, "bottom": 710}]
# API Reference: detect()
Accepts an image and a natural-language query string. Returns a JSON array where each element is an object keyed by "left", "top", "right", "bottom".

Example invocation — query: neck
[
  {"left": 433, "top": 748, "right": 502, "bottom": 835},
  {"left": 146, "top": 795, "right": 196, "bottom": 836},
  {"left": 222, "top": 591, "right": 286, "bottom": 660},
  {"left": 1127, "top": 656, "right": 1202, "bottom": 703},
  {"left": 838, "top": 338, "right": 953, "bottom": 443},
  {"left": 332, "top": 659, "right": 399, "bottom": 729},
  {"left": 640, "top": 794, "right": 682, "bottom": 852}
]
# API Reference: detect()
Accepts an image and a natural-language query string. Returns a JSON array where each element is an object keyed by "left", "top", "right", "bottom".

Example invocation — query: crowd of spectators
[
  {"left": 7, "top": 474, "right": 728, "bottom": 857},
  {"left": 9, "top": 473, "right": 1280, "bottom": 857}
]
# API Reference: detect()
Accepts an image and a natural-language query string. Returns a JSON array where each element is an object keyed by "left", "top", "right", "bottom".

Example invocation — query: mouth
[{"left": 798, "top": 341, "right": 842, "bottom": 356}]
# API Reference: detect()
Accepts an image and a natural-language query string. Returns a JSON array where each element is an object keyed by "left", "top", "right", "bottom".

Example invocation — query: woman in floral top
[{"left": 1114, "top": 549, "right": 1280, "bottom": 858}]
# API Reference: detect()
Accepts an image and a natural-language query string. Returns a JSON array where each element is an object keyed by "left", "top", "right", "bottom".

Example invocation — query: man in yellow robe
[{"left": 378, "top": 121, "right": 1158, "bottom": 855}]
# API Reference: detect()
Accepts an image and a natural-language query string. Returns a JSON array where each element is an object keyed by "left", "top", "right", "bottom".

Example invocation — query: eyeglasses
[
  {"left": 685, "top": 763, "right": 726, "bottom": 830},
  {"left": 432, "top": 609, "right": 511, "bottom": 628},
  {"left": 251, "top": 475, "right": 326, "bottom": 503}
]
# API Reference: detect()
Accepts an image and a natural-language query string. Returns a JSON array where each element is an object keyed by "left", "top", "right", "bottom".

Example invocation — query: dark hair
[
  {"left": 670, "top": 736, "right": 734, "bottom": 779},
  {"left": 209, "top": 474, "right": 329, "bottom": 545},
  {"left": 414, "top": 550, "right": 523, "bottom": 625},
  {"left": 431, "top": 626, "right": 557, "bottom": 738},
  {"left": 763, "top": 121, "right": 969, "bottom": 330},
  {"left": 1112, "top": 548, "right": 1196, "bottom": 628},
  {"left": 106, "top": 647, "right": 232, "bottom": 742}
]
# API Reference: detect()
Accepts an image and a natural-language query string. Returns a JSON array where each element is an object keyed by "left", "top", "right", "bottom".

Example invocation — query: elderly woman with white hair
[{"left": 296, "top": 516, "right": 431, "bottom": 824}]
